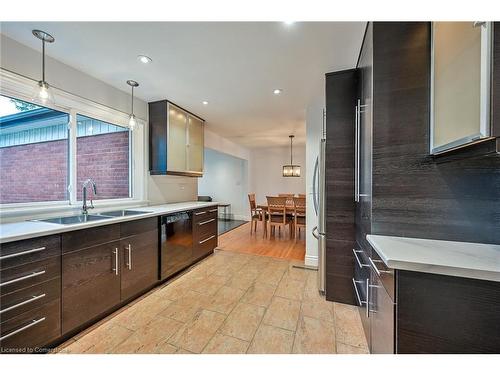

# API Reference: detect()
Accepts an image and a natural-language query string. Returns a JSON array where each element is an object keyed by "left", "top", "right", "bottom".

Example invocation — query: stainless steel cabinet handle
[
  {"left": 0, "top": 317, "right": 46, "bottom": 342},
  {"left": 312, "top": 226, "right": 319, "bottom": 239},
  {"left": 199, "top": 235, "right": 216, "bottom": 244},
  {"left": 198, "top": 218, "right": 215, "bottom": 226},
  {"left": 365, "top": 278, "right": 370, "bottom": 318},
  {"left": 354, "top": 100, "right": 360, "bottom": 202},
  {"left": 194, "top": 211, "right": 207, "bottom": 216},
  {"left": 126, "top": 244, "right": 132, "bottom": 270},
  {"left": 0, "top": 293, "right": 46, "bottom": 314},
  {"left": 352, "top": 249, "right": 369, "bottom": 268},
  {"left": 0, "top": 270, "right": 46, "bottom": 287},
  {"left": 0, "top": 247, "right": 46, "bottom": 261},
  {"left": 112, "top": 248, "right": 119, "bottom": 275},
  {"left": 368, "top": 257, "right": 391, "bottom": 277},
  {"left": 352, "top": 278, "right": 367, "bottom": 307},
  {"left": 209, "top": 208, "right": 218, "bottom": 213}
]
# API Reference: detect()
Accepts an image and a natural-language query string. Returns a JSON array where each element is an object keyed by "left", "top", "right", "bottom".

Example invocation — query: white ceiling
[{"left": 0, "top": 22, "right": 366, "bottom": 148}]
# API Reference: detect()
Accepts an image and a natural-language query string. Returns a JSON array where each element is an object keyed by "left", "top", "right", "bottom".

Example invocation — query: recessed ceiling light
[
  {"left": 273, "top": 89, "right": 283, "bottom": 95},
  {"left": 137, "top": 55, "right": 152, "bottom": 64},
  {"left": 202, "top": 101, "right": 209, "bottom": 105}
]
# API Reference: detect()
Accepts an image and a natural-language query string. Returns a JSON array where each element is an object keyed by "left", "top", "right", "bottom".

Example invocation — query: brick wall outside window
[{"left": 0, "top": 131, "right": 130, "bottom": 204}]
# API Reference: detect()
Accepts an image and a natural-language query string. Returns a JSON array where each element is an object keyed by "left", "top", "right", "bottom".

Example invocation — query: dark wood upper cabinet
[{"left": 149, "top": 100, "right": 205, "bottom": 177}]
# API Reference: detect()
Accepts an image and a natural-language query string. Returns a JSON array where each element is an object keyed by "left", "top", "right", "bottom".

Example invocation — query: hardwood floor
[{"left": 217, "top": 222, "right": 306, "bottom": 261}]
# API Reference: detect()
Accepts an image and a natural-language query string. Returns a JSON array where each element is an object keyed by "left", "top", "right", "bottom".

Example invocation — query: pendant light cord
[
  {"left": 131, "top": 86, "right": 134, "bottom": 115},
  {"left": 41, "top": 39, "right": 45, "bottom": 83},
  {"left": 290, "top": 136, "right": 293, "bottom": 164}
]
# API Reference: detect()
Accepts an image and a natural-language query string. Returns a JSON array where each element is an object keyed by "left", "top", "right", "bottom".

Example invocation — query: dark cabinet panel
[
  {"left": 0, "top": 298, "right": 60, "bottom": 352},
  {"left": 397, "top": 270, "right": 500, "bottom": 354},
  {"left": 62, "top": 224, "right": 120, "bottom": 253},
  {"left": 120, "top": 229, "right": 158, "bottom": 301},
  {"left": 62, "top": 240, "right": 121, "bottom": 334},
  {"left": 492, "top": 22, "right": 500, "bottom": 137},
  {"left": 0, "top": 235, "right": 60, "bottom": 270},
  {"left": 121, "top": 217, "right": 157, "bottom": 238},
  {"left": 369, "top": 270, "right": 394, "bottom": 354},
  {"left": 149, "top": 101, "right": 168, "bottom": 174}
]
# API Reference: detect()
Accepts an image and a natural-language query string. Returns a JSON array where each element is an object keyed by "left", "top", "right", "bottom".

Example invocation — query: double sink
[{"left": 35, "top": 210, "right": 151, "bottom": 225}]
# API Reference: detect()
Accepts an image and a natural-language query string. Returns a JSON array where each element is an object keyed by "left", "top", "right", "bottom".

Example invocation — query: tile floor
[{"left": 57, "top": 250, "right": 368, "bottom": 354}]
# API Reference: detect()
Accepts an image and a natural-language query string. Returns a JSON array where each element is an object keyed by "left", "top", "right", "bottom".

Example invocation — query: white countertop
[
  {"left": 366, "top": 234, "right": 500, "bottom": 282},
  {"left": 0, "top": 201, "right": 218, "bottom": 244}
]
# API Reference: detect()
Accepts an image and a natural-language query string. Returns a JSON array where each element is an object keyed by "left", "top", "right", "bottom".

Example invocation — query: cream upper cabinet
[
  {"left": 187, "top": 115, "right": 204, "bottom": 173},
  {"left": 149, "top": 100, "right": 204, "bottom": 176},
  {"left": 431, "top": 22, "right": 492, "bottom": 154}
]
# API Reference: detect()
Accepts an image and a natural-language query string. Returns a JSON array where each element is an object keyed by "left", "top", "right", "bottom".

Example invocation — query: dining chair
[
  {"left": 248, "top": 193, "right": 266, "bottom": 236},
  {"left": 266, "top": 196, "right": 291, "bottom": 238},
  {"left": 278, "top": 193, "right": 295, "bottom": 209},
  {"left": 292, "top": 196, "right": 306, "bottom": 242},
  {"left": 298, "top": 194, "right": 306, "bottom": 199}
]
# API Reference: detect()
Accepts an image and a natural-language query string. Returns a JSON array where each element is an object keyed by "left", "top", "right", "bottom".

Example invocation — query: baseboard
[{"left": 305, "top": 254, "right": 318, "bottom": 267}]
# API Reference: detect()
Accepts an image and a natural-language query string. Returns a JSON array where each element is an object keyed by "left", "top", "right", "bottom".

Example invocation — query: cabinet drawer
[
  {"left": 0, "top": 256, "right": 60, "bottom": 296},
  {"left": 121, "top": 217, "right": 158, "bottom": 238},
  {"left": 369, "top": 249, "right": 395, "bottom": 302},
  {"left": 193, "top": 233, "right": 217, "bottom": 260},
  {"left": 194, "top": 217, "right": 217, "bottom": 239},
  {"left": 0, "top": 235, "right": 60, "bottom": 271},
  {"left": 0, "top": 277, "right": 60, "bottom": 324},
  {"left": 0, "top": 298, "right": 60, "bottom": 352},
  {"left": 62, "top": 224, "right": 120, "bottom": 253},
  {"left": 193, "top": 207, "right": 218, "bottom": 223}
]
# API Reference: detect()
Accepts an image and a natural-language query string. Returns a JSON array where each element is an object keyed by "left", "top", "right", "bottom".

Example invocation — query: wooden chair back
[
  {"left": 298, "top": 194, "right": 306, "bottom": 199},
  {"left": 293, "top": 197, "right": 306, "bottom": 216},
  {"left": 278, "top": 194, "right": 294, "bottom": 207},
  {"left": 266, "top": 196, "right": 287, "bottom": 223},
  {"left": 248, "top": 193, "right": 257, "bottom": 212}
]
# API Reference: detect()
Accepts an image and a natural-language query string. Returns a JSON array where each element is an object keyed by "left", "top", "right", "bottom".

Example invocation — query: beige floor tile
[
  {"left": 302, "top": 271, "right": 323, "bottom": 302},
  {"left": 169, "top": 309, "right": 226, "bottom": 353},
  {"left": 202, "top": 333, "right": 250, "bottom": 354},
  {"left": 155, "top": 282, "right": 189, "bottom": 301},
  {"left": 190, "top": 274, "right": 229, "bottom": 296},
  {"left": 255, "top": 264, "right": 286, "bottom": 285},
  {"left": 301, "top": 299, "right": 334, "bottom": 323},
  {"left": 240, "top": 282, "right": 276, "bottom": 308},
  {"left": 220, "top": 302, "right": 265, "bottom": 341},
  {"left": 112, "top": 316, "right": 183, "bottom": 353},
  {"left": 334, "top": 303, "right": 368, "bottom": 349},
  {"left": 247, "top": 324, "right": 295, "bottom": 354},
  {"left": 226, "top": 269, "right": 259, "bottom": 291},
  {"left": 293, "top": 315, "right": 336, "bottom": 354},
  {"left": 275, "top": 276, "right": 306, "bottom": 301},
  {"left": 205, "top": 285, "right": 245, "bottom": 314},
  {"left": 285, "top": 265, "right": 311, "bottom": 282},
  {"left": 176, "top": 348, "right": 196, "bottom": 354},
  {"left": 111, "top": 294, "right": 174, "bottom": 331},
  {"left": 159, "top": 301, "right": 203, "bottom": 323},
  {"left": 176, "top": 290, "right": 212, "bottom": 308},
  {"left": 65, "top": 322, "right": 134, "bottom": 353},
  {"left": 262, "top": 296, "right": 301, "bottom": 331},
  {"left": 336, "top": 342, "right": 369, "bottom": 354}
]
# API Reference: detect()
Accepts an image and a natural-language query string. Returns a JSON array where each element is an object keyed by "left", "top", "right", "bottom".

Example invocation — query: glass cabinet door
[
  {"left": 167, "top": 104, "right": 188, "bottom": 172},
  {"left": 187, "top": 115, "right": 204, "bottom": 173}
]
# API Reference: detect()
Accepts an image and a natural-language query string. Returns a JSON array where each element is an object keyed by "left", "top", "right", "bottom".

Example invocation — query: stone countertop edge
[
  {"left": 366, "top": 234, "right": 500, "bottom": 283},
  {"left": 0, "top": 201, "right": 219, "bottom": 244}
]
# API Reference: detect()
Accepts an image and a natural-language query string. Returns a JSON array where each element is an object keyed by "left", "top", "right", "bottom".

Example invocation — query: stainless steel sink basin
[
  {"left": 36, "top": 214, "right": 112, "bottom": 225},
  {"left": 98, "top": 210, "right": 150, "bottom": 217}
]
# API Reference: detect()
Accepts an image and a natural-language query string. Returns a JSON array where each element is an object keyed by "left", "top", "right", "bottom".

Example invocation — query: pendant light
[
  {"left": 282, "top": 135, "right": 301, "bottom": 177},
  {"left": 126, "top": 80, "right": 139, "bottom": 130},
  {"left": 32, "top": 29, "right": 55, "bottom": 105}
]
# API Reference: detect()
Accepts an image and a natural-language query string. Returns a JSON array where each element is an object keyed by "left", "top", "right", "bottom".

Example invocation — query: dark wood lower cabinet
[
  {"left": 62, "top": 240, "right": 121, "bottom": 334},
  {"left": 120, "top": 229, "right": 158, "bottom": 301}
]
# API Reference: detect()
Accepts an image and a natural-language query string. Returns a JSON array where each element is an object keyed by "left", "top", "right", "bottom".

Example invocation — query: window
[
  {"left": 76, "top": 114, "right": 131, "bottom": 200},
  {"left": 0, "top": 95, "right": 69, "bottom": 204}
]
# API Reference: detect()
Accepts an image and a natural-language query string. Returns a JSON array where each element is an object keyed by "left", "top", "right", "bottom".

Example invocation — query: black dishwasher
[{"left": 160, "top": 211, "right": 193, "bottom": 280}]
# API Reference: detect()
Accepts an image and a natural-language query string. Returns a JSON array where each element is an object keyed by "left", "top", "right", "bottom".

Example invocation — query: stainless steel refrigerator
[{"left": 312, "top": 110, "right": 326, "bottom": 294}]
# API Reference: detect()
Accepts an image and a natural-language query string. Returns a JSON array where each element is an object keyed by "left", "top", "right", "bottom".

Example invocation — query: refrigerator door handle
[
  {"left": 312, "top": 156, "right": 319, "bottom": 216},
  {"left": 312, "top": 226, "right": 319, "bottom": 239}
]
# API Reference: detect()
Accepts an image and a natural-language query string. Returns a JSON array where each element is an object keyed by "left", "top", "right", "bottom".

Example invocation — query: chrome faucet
[{"left": 82, "top": 179, "right": 97, "bottom": 215}]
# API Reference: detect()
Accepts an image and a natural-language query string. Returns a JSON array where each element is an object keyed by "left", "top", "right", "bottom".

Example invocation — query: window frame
[{"left": 0, "top": 69, "right": 146, "bottom": 217}]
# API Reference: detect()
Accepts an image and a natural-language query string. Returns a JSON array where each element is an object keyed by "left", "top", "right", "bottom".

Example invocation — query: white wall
[
  {"left": 198, "top": 148, "right": 249, "bottom": 220},
  {"left": 305, "top": 92, "right": 325, "bottom": 267},
  {"left": 249, "top": 145, "right": 306, "bottom": 204},
  {"left": 1, "top": 34, "right": 198, "bottom": 205}
]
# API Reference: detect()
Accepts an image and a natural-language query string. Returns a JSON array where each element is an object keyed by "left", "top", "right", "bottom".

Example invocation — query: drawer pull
[
  {"left": 199, "top": 235, "right": 216, "bottom": 244},
  {"left": 0, "top": 317, "right": 46, "bottom": 342},
  {"left": 352, "top": 249, "right": 369, "bottom": 268},
  {"left": 0, "top": 293, "right": 46, "bottom": 315},
  {"left": 352, "top": 278, "right": 367, "bottom": 308},
  {"left": 0, "top": 270, "right": 46, "bottom": 287},
  {"left": 0, "top": 247, "right": 46, "bottom": 261},
  {"left": 368, "top": 257, "right": 392, "bottom": 277},
  {"left": 198, "top": 218, "right": 215, "bottom": 226},
  {"left": 209, "top": 208, "right": 218, "bottom": 213},
  {"left": 194, "top": 211, "right": 207, "bottom": 216}
]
